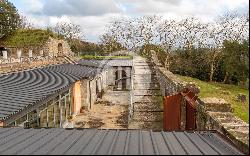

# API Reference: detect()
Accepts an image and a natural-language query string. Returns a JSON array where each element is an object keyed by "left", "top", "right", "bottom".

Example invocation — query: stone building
[
  {"left": 78, "top": 59, "right": 133, "bottom": 91},
  {"left": 0, "top": 63, "right": 111, "bottom": 128},
  {"left": 0, "top": 29, "right": 73, "bottom": 63}
]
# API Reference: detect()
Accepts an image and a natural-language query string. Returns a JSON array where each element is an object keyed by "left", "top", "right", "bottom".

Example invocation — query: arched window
[{"left": 58, "top": 43, "right": 63, "bottom": 56}]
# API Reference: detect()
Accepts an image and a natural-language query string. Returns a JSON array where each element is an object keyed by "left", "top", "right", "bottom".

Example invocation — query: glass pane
[
  {"left": 16, "top": 115, "right": 27, "bottom": 126},
  {"left": 8, "top": 122, "right": 16, "bottom": 127},
  {"left": 54, "top": 101, "right": 60, "bottom": 127},
  {"left": 47, "top": 100, "right": 53, "bottom": 107},
  {"left": 40, "top": 110, "right": 47, "bottom": 128},
  {"left": 48, "top": 105, "right": 54, "bottom": 127},
  {"left": 28, "top": 110, "right": 38, "bottom": 128},
  {"left": 55, "top": 95, "right": 59, "bottom": 101},
  {"left": 66, "top": 95, "right": 71, "bottom": 117},
  {"left": 61, "top": 97, "right": 66, "bottom": 122},
  {"left": 39, "top": 103, "right": 47, "bottom": 112}
]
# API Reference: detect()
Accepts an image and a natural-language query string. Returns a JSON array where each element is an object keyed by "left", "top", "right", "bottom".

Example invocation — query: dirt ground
[{"left": 74, "top": 90, "right": 130, "bottom": 129}]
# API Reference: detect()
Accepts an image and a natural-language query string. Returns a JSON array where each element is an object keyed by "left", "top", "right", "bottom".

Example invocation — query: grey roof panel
[
  {"left": 0, "top": 128, "right": 243, "bottom": 155},
  {"left": 0, "top": 63, "right": 100, "bottom": 120}
]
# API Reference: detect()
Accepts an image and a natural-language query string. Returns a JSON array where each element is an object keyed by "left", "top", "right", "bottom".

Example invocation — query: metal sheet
[{"left": 0, "top": 128, "right": 243, "bottom": 155}]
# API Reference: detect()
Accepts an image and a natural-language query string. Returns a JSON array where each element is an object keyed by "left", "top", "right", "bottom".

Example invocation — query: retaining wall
[{"left": 150, "top": 50, "right": 249, "bottom": 154}]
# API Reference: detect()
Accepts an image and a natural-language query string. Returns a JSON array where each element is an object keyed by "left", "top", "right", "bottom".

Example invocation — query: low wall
[
  {"left": 150, "top": 50, "right": 249, "bottom": 154},
  {"left": 197, "top": 98, "right": 249, "bottom": 154}
]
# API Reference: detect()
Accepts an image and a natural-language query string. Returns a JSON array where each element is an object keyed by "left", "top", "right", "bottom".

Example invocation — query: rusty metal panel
[
  {"left": 163, "top": 93, "right": 181, "bottom": 131},
  {"left": 186, "top": 101, "right": 197, "bottom": 130},
  {"left": 181, "top": 89, "right": 198, "bottom": 130}
]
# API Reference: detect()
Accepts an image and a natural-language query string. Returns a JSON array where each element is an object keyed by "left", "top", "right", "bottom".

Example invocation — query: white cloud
[
  {"left": 15, "top": 0, "right": 249, "bottom": 42},
  {"left": 21, "top": 0, "right": 43, "bottom": 14},
  {"left": 42, "top": 0, "right": 122, "bottom": 16}
]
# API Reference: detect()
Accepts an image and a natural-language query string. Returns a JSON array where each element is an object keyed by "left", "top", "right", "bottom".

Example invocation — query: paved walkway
[
  {"left": 128, "top": 56, "right": 163, "bottom": 130},
  {"left": 73, "top": 89, "right": 129, "bottom": 129}
]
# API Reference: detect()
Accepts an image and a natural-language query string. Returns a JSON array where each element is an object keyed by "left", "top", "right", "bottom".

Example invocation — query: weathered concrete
[{"left": 128, "top": 56, "right": 163, "bottom": 130}]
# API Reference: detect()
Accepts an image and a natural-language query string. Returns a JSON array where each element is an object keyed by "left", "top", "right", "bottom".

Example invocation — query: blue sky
[{"left": 10, "top": 0, "right": 249, "bottom": 43}]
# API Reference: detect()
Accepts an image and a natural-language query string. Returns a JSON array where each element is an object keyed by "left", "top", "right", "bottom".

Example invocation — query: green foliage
[
  {"left": 170, "top": 47, "right": 211, "bottom": 81},
  {"left": 1, "top": 29, "right": 59, "bottom": 48},
  {"left": 67, "top": 39, "right": 105, "bottom": 56},
  {"left": 221, "top": 39, "right": 249, "bottom": 84},
  {"left": 139, "top": 44, "right": 167, "bottom": 64},
  {"left": 178, "top": 75, "right": 249, "bottom": 122},
  {"left": 0, "top": 0, "right": 21, "bottom": 38},
  {"left": 167, "top": 39, "right": 249, "bottom": 86}
]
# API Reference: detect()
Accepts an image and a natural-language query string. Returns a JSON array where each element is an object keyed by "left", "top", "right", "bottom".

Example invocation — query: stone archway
[{"left": 58, "top": 43, "right": 63, "bottom": 56}]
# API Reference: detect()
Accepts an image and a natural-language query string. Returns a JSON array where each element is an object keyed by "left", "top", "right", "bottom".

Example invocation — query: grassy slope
[{"left": 177, "top": 75, "right": 249, "bottom": 122}]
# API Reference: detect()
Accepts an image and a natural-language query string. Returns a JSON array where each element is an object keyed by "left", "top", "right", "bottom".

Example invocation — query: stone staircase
[
  {"left": 199, "top": 98, "right": 249, "bottom": 154},
  {"left": 128, "top": 56, "right": 163, "bottom": 130}
]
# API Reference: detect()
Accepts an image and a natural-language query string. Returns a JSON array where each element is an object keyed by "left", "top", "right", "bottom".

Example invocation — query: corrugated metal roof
[
  {"left": 0, "top": 128, "right": 242, "bottom": 155},
  {"left": 0, "top": 64, "right": 99, "bottom": 121},
  {"left": 78, "top": 59, "right": 133, "bottom": 67}
]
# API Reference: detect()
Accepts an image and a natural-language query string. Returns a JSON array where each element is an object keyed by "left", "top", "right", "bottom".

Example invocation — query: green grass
[
  {"left": 177, "top": 75, "right": 249, "bottom": 122},
  {"left": 81, "top": 55, "right": 133, "bottom": 60}
]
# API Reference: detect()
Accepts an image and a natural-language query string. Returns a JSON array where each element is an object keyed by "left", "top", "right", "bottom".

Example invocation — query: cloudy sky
[{"left": 10, "top": 0, "right": 249, "bottom": 43}]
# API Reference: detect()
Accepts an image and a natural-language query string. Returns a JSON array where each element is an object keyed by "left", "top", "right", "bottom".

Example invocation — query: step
[
  {"left": 131, "top": 112, "right": 163, "bottom": 122},
  {"left": 133, "top": 95, "right": 162, "bottom": 103},
  {"left": 201, "top": 98, "right": 233, "bottom": 112},
  {"left": 133, "top": 70, "right": 156, "bottom": 74},
  {"left": 128, "top": 121, "right": 163, "bottom": 130},
  {"left": 133, "top": 77, "right": 159, "bottom": 82},
  {"left": 134, "top": 85, "right": 160, "bottom": 90},
  {"left": 133, "top": 90, "right": 162, "bottom": 96},
  {"left": 133, "top": 102, "right": 163, "bottom": 112}
]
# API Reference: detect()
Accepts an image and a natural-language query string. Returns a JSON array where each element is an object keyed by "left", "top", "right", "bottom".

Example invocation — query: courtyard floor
[{"left": 73, "top": 89, "right": 130, "bottom": 129}]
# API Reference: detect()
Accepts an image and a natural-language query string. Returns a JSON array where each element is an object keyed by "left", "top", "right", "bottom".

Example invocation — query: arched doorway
[{"left": 58, "top": 43, "right": 63, "bottom": 56}]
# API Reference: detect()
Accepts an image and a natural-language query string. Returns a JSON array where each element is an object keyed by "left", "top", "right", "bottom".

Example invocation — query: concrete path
[{"left": 128, "top": 56, "right": 163, "bottom": 130}]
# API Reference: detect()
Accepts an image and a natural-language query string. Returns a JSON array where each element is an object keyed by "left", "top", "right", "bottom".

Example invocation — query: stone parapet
[
  {"left": 150, "top": 50, "right": 249, "bottom": 154},
  {"left": 198, "top": 98, "right": 249, "bottom": 154}
]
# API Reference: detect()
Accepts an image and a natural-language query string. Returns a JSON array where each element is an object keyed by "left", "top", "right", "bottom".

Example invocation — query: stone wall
[
  {"left": 150, "top": 50, "right": 249, "bottom": 154},
  {"left": 197, "top": 98, "right": 249, "bottom": 154},
  {"left": 44, "top": 37, "right": 73, "bottom": 57}
]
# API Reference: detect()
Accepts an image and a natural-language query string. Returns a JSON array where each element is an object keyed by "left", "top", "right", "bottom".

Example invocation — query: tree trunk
[
  {"left": 209, "top": 50, "right": 219, "bottom": 82},
  {"left": 223, "top": 72, "right": 229, "bottom": 83},
  {"left": 209, "top": 62, "right": 214, "bottom": 82}
]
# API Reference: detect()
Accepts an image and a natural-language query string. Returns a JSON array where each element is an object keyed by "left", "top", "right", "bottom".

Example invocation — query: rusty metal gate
[{"left": 163, "top": 88, "right": 198, "bottom": 131}]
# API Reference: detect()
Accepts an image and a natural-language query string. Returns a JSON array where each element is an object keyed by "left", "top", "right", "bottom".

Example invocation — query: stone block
[
  {"left": 200, "top": 98, "right": 233, "bottom": 112},
  {"left": 132, "top": 112, "right": 163, "bottom": 122},
  {"left": 133, "top": 102, "right": 163, "bottom": 112}
]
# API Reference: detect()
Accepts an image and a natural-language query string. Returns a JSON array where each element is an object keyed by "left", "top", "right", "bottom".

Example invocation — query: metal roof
[
  {"left": 0, "top": 64, "right": 99, "bottom": 121},
  {"left": 78, "top": 59, "right": 133, "bottom": 67},
  {"left": 0, "top": 128, "right": 242, "bottom": 155}
]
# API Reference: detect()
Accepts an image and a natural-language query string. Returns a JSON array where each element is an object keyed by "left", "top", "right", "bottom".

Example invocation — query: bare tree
[
  {"left": 19, "top": 15, "right": 34, "bottom": 29},
  {"left": 53, "top": 21, "right": 84, "bottom": 40}
]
